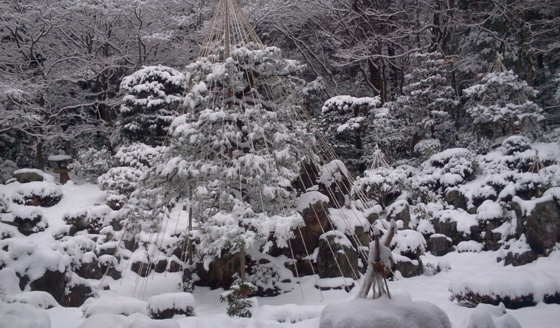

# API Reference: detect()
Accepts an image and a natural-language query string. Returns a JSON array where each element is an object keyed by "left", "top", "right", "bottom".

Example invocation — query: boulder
[
  {"left": 288, "top": 192, "right": 331, "bottom": 257},
  {"left": 428, "top": 234, "right": 453, "bottom": 256},
  {"left": 63, "top": 282, "right": 95, "bottom": 307},
  {"left": 386, "top": 200, "right": 410, "bottom": 229},
  {"left": 513, "top": 197, "right": 560, "bottom": 254},
  {"left": 195, "top": 252, "right": 244, "bottom": 289},
  {"left": 316, "top": 231, "right": 359, "bottom": 279},
  {"left": 131, "top": 261, "right": 155, "bottom": 278},
  {"left": 29, "top": 269, "right": 67, "bottom": 304},
  {"left": 13, "top": 169, "right": 45, "bottom": 183},
  {"left": 501, "top": 249, "right": 539, "bottom": 266},
  {"left": 445, "top": 189, "right": 468, "bottom": 211},
  {"left": 393, "top": 255, "right": 423, "bottom": 278},
  {"left": 76, "top": 256, "right": 104, "bottom": 280}
]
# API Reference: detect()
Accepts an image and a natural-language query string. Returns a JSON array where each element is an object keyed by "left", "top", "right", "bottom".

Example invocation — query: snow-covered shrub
[
  {"left": 390, "top": 229, "right": 426, "bottom": 259},
  {"left": 98, "top": 144, "right": 162, "bottom": 197},
  {"left": 119, "top": 65, "right": 186, "bottom": 146},
  {"left": 147, "top": 292, "right": 195, "bottom": 319},
  {"left": 415, "top": 148, "right": 476, "bottom": 201},
  {"left": 10, "top": 206, "right": 48, "bottom": 235},
  {"left": 354, "top": 165, "right": 411, "bottom": 208},
  {"left": 414, "top": 139, "right": 441, "bottom": 161},
  {"left": 464, "top": 68, "right": 544, "bottom": 138},
  {"left": 63, "top": 205, "right": 121, "bottom": 234},
  {"left": 12, "top": 182, "right": 63, "bottom": 207},
  {"left": 502, "top": 135, "right": 532, "bottom": 156},
  {"left": 220, "top": 277, "right": 257, "bottom": 318},
  {"left": 98, "top": 167, "right": 143, "bottom": 197},
  {"left": 68, "top": 147, "right": 115, "bottom": 183}
]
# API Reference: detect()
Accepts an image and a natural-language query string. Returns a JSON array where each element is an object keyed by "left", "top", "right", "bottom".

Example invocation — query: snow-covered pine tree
[
  {"left": 141, "top": 44, "right": 318, "bottom": 279},
  {"left": 118, "top": 65, "right": 186, "bottom": 146},
  {"left": 319, "top": 95, "right": 381, "bottom": 175},
  {"left": 399, "top": 51, "right": 458, "bottom": 146},
  {"left": 371, "top": 51, "right": 458, "bottom": 159},
  {"left": 464, "top": 54, "right": 544, "bottom": 139}
]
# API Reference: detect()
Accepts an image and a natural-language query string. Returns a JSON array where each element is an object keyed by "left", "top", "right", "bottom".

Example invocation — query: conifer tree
[
  {"left": 464, "top": 54, "right": 544, "bottom": 138},
  {"left": 138, "top": 45, "right": 318, "bottom": 274}
]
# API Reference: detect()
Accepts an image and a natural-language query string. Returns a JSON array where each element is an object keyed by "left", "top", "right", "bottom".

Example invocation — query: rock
[
  {"left": 76, "top": 256, "right": 104, "bottom": 280},
  {"left": 432, "top": 218, "right": 471, "bottom": 245},
  {"left": 29, "top": 269, "right": 67, "bottom": 305},
  {"left": 428, "top": 234, "right": 453, "bottom": 256},
  {"left": 387, "top": 200, "right": 410, "bottom": 229},
  {"left": 445, "top": 189, "right": 468, "bottom": 211},
  {"left": 501, "top": 250, "right": 539, "bottom": 266},
  {"left": 316, "top": 231, "right": 359, "bottom": 279},
  {"left": 154, "top": 259, "right": 168, "bottom": 273},
  {"left": 13, "top": 170, "right": 45, "bottom": 183},
  {"left": 513, "top": 197, "right": 560, "bottom": 254},
  {"left": 168, "top": 258, "right": 183, "bottom": 273},
  {"left": 194, "top": 252, "right": 244, "bottom": 289},
  {"left": 317, "top": 160, "right": 352, "bottom": 209},
  {"left": 63, "top": 282, "right": 94, "bottom": 307},
  {"left": 131, "top": 261, "right": 154, "bottom": 278},
  {"left": 394, "top": 255, "right": 423, "bottom": 278},
  {"left": 288, "top": 193, "right": 331, "bottom": 258}
]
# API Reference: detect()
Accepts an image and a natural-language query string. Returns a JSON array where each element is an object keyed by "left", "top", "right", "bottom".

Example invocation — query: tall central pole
[{"left": 224, "top": 0, "right": 231, "bottom": 59}]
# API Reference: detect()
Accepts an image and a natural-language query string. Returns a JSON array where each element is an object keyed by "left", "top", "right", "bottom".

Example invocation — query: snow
[
  {"left": 2, "top": 143, "right": 560, "bottom": 328},
  {"left": 467, "top": 303, "right": 522, "bottom": 328},
  {"left": 296, "top": 191, "right": 329, "bottom": 213},
  {"left": 319, "top": 295, "right": 451, "bottom": 328},
  {"left": 81, "top": 296, "right": 148, "bottom": 318},
  {"left": 0, "top": 302, "right": 51, "bottom": 328}
]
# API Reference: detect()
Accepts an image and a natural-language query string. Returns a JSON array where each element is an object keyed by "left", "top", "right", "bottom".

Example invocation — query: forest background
[{"left": 1, "top": 0, "right": 559, "bottom": 173}]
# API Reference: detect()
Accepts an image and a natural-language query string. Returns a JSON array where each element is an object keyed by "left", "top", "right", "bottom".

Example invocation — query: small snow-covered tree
[
  {"left": 118, "top": 65, "right": 186, "bottom": 146},
  {"left": 399, "top": 52, "right": 458, "bottom": 145},
  {"left": 464, "top": 55, "right": 544, "bottom": 139},
  {"left": 320, "top": 95, "right": 381, "bottom": 174},
  {"left": 141, "top": 45, "right": 318, "bottom": 277},
  {"left": 371, "top": 52, "right": 458, "bottom": 159}
]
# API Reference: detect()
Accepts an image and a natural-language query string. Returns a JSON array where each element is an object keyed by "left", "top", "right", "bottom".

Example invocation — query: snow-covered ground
[
  {"left": 2, "top": 178, "right": 560, "bottom": 327},
  {"left": 37, "top": 250, "right": 559, "bottom": 328}
]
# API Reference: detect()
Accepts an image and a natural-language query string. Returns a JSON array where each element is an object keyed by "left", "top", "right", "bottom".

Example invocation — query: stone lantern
[{"left": 48, "top": 154, "right": 72, "bottom": 184}]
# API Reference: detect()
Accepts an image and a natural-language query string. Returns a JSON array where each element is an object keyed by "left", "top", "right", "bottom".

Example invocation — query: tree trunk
[{"left": 36, "top": 141, "right": 45, "bottom": 171}]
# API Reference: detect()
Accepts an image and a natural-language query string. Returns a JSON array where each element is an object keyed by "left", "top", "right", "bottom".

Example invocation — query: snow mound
[
  {"left": 258, "top": 304, "right": 323, "bottom": 324},
  {"left": 81, "top": 296, "right": 148, "bottom": 318},
  {"left": 467, "top": 303, "right": 522, "bottom": 328},
  {"left": 0, "top": 302, "right": 51, "bottom": 328},
  {"left": 319, "top": 296, "right": 451, "bottom": 328}
]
